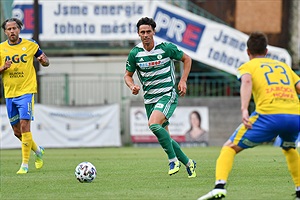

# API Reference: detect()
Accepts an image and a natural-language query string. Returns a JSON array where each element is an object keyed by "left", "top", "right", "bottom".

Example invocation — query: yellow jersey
[
  {"left": 238, "top": 58, "right": 300, "bottom": 115},
  {"left": 0, "top": 38, "right": 39, "bottom": 98}
]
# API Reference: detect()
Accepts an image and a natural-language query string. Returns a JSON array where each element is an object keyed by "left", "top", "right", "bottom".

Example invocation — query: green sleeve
[
  {"left": 126, "top": 49, "right": 136, "bottom": 72},
  {"left": 166, "top": 42, "right": 184, "bottom": 61}
]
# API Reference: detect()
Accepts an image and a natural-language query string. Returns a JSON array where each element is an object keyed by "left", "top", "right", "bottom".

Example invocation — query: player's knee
[{"left": 223, "top": 141, "right": 243, "bottom": 153}]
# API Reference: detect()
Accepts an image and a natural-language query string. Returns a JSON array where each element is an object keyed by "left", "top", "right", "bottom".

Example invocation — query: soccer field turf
[{"left": 0, "top": 146, "right": 298, "bottom": 200}]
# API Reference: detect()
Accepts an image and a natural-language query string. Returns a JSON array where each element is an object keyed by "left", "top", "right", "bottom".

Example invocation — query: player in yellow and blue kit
[
  {"left": 198, "top": 32, "right": 300, "bottom": 200},
  {"left": 0, "top": 18, "right": 50, "bottom": 174}
]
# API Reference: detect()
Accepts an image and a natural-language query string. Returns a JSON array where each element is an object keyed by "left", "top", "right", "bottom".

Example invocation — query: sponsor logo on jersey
[
  {"left": 139, "top": 60, "right": 162, "bottom": 68},
  {"left": 5, "top": 54, "right": 27, "bottom": 63}
]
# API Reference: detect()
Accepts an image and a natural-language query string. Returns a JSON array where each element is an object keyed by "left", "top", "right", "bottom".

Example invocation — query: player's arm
[
  {"left": 178, "top": 53, "right": 191, "bottom": 97},
  {"left": 35, "top": 48, "right": 50, "bottom": 67},
  {"left": 124, "top": 70, "right": 140, "bottom": 95},
  {"left": 37, "top": 52, "right": 50, "bottom": 67},
  {"left": 240, "top": 73, "right": 252, "bottom": 129}
]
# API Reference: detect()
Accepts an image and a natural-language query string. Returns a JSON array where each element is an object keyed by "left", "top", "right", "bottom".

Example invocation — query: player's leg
[
  {"left": 13, "top": 94, "right": 43, "bottom": 173},
  {"left": 149, "top": 110, "right": 180, "bottom": 175},
  {"left": 18, "top": 119, "right": 33, "bottom": 174},
  {"left": 215, "top": 141, "right": 241, "bottom": 185},
  {"left": 203, "top": 115, "right": 259, "bottom": 199},
  {"left": 198, "top": 112, "right": 276, "bottom": 200},
  {"left": 197, "top": 140, "right": 242, "bottom": 200},
  {"left": 29, "top": 98, "right": 44, "bottom": 169},
  {"left": 197, "top": 139, "right": 239, "bottom": 200},
  {"left": 164, "top": 125, "right": 196, "bottom": 178},
  {"left": 162, "top": 94, "right": 197, "bottom": 177},
  {"left": 12, "top": 122, "right": 41, "bottom": 155},
  {"left": 14, "top": 94, "right": 34, "bottom": 173},
  {"left": 278, "top": 114, "right": 300, "bottom": 199},
  {"left": 147, "top": 93, "right": 181, "bottom": 175},
  {"left": 282, "top": 147, "right": 300, "bottom": 199},
  {"left": 5, "top": 97, "right": 28, "bottom": 173},
  {"left": 171, "top": 138, "right": 196, "bottom": 177},
  {"left": 13, "top": 126, "right": 45, "bottom": 170}
]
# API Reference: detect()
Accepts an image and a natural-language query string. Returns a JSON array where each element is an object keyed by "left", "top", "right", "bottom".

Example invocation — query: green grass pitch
[{"left": 0, "top": 146, "right": 298, "bottom": 200}]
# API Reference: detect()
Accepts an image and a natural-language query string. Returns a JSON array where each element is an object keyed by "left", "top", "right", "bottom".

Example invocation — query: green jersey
[{"left": 126, "top": 41, "right": 183, "bottom": 104}]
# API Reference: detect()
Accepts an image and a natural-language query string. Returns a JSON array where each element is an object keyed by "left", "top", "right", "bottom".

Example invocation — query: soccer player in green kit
[{"left": 124, "top": 17, "right": 196, "bottom": 178}]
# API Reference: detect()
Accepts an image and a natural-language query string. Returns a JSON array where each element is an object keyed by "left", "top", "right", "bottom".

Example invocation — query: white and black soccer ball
[{"left": 75, "top": 161, "right": 97, "bottom": 183}]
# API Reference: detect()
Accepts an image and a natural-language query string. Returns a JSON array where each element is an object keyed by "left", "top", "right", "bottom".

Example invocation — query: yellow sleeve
[{"left": 237, "top": 62, "right": 252, "bottom": 80}]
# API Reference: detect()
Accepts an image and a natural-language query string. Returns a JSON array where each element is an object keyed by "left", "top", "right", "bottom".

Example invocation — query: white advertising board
[
  {"left": 12, "top": 0, "right": 149, "bottom": 41},
  {"left": 11, "top": 0, "right": 292, "bottom": 74},
  {"left": 150, "top": 1, "right": 292, "bottom": 75},
  {"left": 0, "top": 104, "right": 121, "bottom": 149}
]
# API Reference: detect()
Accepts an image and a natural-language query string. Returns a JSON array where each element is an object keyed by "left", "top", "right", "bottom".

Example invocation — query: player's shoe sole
[
  {"left": 35, "top": 146, "right": 45, "bottom": 169},
  {"left": 197, "top": 189, "right": 227, "bottom": 200}
]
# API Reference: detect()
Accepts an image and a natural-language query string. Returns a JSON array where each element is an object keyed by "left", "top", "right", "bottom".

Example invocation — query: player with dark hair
[
  {"left": 197, "top": 32, "right": 300, "bottom": 199},
  {"left": 124, "top": 17, "right": 196, "bottom": 178},
  {"left": 0, "top": 18, "right": 50, "bottom": 174}
]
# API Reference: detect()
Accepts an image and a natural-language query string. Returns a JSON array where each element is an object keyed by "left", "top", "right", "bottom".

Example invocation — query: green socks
[
  {"left": 149, "top": 124, "right": 176, "bottom": 159},
  {"left": 149, "top": 124, "right": 190, "bottom": 164}
]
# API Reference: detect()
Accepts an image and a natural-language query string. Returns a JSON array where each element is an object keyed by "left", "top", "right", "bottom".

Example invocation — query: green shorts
[{"left": 144, "top": 92, "right": 178, "bottom": 127}]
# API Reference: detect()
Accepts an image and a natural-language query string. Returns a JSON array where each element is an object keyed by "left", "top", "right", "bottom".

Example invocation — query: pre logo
[
  {"left": 12, "top": 3, "right": 43, "bottom": 34},
  {"left": 154, "top": 7, "right": 205, "bottom": 52}
]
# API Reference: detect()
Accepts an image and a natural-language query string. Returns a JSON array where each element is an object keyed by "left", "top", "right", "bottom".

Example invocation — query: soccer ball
[{"left": 75, "top": 161, "right": 97, "bottom": 183}]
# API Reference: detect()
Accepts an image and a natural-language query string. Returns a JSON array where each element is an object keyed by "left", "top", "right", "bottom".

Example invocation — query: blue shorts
[
  {"left": 230, "top": 112, "right": 300, "bottom": 148},
  {"left": 5, "top": 94, "right": 34, "bottom": 125}
]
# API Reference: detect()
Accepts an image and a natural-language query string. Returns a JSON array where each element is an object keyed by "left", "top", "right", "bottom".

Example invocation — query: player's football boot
[
  {"left": 34, "top": 146, "right": 45, "bottom": 169},
  {"left": 168, "top": 160, "right": 180, "bottom": 175},
  {"left": 16, "top": 166, "right": 28, "bottom": 174},
  {"left": 197, "top": 189, "right": 227, "bottom": 200},
  {"left": 186, "top": 159, "right": 197, "bottom": 178}
]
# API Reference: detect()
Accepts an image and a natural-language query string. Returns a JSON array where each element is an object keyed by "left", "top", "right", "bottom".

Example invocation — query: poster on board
[{"left": 130, "top": 106, "right": 209, "bottom": 146}]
